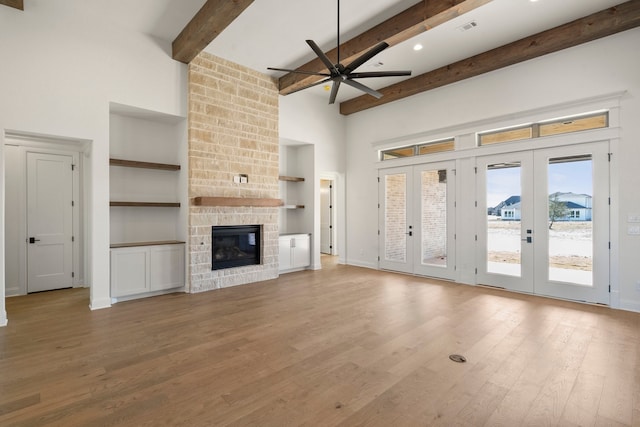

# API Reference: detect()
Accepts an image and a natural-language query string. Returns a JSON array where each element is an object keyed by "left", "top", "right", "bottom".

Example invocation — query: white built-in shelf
[{"left": 109, "top": 157, "right": 181, "bottom": 208}]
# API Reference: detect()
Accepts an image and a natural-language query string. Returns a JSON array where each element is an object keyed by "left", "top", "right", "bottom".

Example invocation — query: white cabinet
[
  {"left": 110, "top": 243, "right": 185, "bottom": 301},
  {"left": 279, "top": 234, "right": 310, "bottom": 273}
]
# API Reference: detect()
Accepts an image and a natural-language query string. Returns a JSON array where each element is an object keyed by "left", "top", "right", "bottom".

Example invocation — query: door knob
[{"left": 28, "top": 237, "right": 41, "bottom": 244}]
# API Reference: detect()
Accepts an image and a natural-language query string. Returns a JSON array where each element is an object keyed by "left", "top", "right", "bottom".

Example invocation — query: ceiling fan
[{"left": 268, "top": 0, "right": 412, "bottom": 104}]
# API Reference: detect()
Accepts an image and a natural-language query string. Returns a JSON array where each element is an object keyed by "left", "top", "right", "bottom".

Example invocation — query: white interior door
[
  {"left": 27, "top": 152, "right": 73, "bottom": 293},
  {"left": 477, "top": 142, "right": 609, "bottom": 304}
]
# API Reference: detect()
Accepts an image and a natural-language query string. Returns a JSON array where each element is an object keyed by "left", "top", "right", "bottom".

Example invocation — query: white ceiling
[
  {"left": 21, "top": 0, "right": 624, "bottom": 104},
  {"left": 203, "top": 0, "right": 622, "bottom": 103}
]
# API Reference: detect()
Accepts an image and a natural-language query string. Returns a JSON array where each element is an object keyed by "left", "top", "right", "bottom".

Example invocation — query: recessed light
[{"left": 413, "top": 43, "right": 423, "bottom": 51}]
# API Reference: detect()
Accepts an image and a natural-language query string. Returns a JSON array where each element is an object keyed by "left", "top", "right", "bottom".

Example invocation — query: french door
[
  {"left": 378, "top": 161, "right": 456, "bottom": 280},
  {"left": 476, "top": 142, "right": 610, "bottom": 304}
]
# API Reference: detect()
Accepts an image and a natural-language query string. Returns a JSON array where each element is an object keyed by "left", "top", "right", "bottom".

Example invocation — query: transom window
[
  {"left": 381, "top": 138, "right": 454, "bottom": 161},
  {"left": 478, "top": 111, "right": 608, "bottom": 146}
]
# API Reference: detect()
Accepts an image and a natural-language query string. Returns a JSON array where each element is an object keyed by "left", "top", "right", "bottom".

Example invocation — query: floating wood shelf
[
  {"left": 110, "top": 201, "right": 181, "bottom": 207},
  {"left": 110, "top": 240, "right": 185, "bottom": 249},
  {"left": 193, "top": 197, "right": 283, "bottom": 207},
  {"left": 282, "top": 205, "right": 305, "bottom": 209},
  {"left": 110, "top": 158, "right": 181, "bottom": 171},
  {"left": 278, "top": 175, "right": 305, "bottom": 182}
]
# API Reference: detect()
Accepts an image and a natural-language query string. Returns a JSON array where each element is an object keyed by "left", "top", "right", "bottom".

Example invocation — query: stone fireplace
[{"left": 187, "top": 52, "right": 280, "bottom": 292}]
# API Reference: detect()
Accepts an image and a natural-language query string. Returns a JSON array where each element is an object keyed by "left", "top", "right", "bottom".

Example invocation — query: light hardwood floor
[{"left": 1, "top": 257, "right": 639, "bottom": 426}]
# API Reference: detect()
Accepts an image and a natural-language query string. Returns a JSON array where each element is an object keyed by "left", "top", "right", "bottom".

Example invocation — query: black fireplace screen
[{"left": 211, "top": 225, "right": 261, "bottom": 270}]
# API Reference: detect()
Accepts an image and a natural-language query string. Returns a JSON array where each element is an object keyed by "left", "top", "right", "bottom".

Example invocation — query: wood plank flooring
[{"left": 1, "top": 257, "right": 639, "bottom": 426}]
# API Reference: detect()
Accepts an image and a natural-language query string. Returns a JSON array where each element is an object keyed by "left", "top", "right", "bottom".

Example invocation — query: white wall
[
  {"left": 345, "top": 28, "right": 640, "bottom": 312},
  {"left": 0, "top": 3, "right": 187, "bottom": 322},
  {"left": 279, "top": 91, "right": 347, "bottom": 264}
]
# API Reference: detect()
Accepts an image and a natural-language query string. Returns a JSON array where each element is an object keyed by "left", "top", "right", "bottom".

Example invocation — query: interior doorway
[
  {"left": 4, "top": 135, "right": 84, "bottom": 296},
  {"left": 320, "top": 179, "right": 333, "bottom": 255}
]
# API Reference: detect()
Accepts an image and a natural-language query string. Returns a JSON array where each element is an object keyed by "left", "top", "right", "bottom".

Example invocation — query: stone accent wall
[{"left": 188, "top": 52, "right": 279, "bottom": 293}]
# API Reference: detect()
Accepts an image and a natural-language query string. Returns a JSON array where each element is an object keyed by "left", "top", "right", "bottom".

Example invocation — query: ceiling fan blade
[
  {"left": 286, "top": 77, "right": 332, "bottom": 95},
  {"left": 348, "top": 70, "right": 412, "bottom": 78},
  {"left": 267, "top": 67, "right": 330, "bottom": 77},
  {"left": 328, "top": 80, "right": 341, "bottom": 105},
  {"left": 344, "top": 42, "right": 389, "bottom": 73},
  {"left": 306, "top": 40, "right": 339, "bottom": 74},
  {"left": 343, "top": 78, "right": 383, "bottom": 99}
]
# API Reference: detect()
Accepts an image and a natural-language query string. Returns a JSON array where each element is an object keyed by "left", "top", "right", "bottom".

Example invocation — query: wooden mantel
[{"left": 193, "top": 197, "right": 283, "bottom": 207}]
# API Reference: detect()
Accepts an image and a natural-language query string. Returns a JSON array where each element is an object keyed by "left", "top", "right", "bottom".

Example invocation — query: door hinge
[
  {"left": 378, "top": 203, "right": 380, "bottom": 209},
  {"left": 377, "top": 177, "right": 380, "bottom": 183},
  {"left": 474, "top": 167, "right": 478, "bottom": 174},
  {"left": 329, "top": 225, "right": 333, "bottom": 229},
  {"left": 72, "top": 236, "right": 75, "bottom": 242},
  {"left": 609, "top": 285, "right": 611, "bottom": 292},
  {"left": 72, "top": 272, "right": 75, "bottom": 278},
  {"left": 329, "top": 185, "right": 333, "bottom": 189},
  {"left": 329, "top": 205, "right": 333, "bottom": 209},
  {"left": 454, "top": 233, "right": 456, "bottom": 240},
  {"left": 71, "top": 200, "right": 75, "bottom": 207},
  {"left": 454, "top": 201, "right": 457, "bottom": 208},
  {"left": 608, "top": 241, "right": 611, "bottom": 249},
  {"left": 475, "top": 267, "right": 478, "bottom": 274},
  {"left": 608, "top": 153, "right": 612, "bottom": 162},
  {"left": 329, "top": 245, "right": 332, "bottom": 249},
  {"left": 378, "top": 256, "right": 380, "bottom": 261},
  {"left": 378, "top": 230, "right": 380, "bottom": 235},
  {"left": 453, "top": 169, "right": 457, "bottom": 176},
  {"left": 608, "top": 197, "right": 611, "bottom": 205},
  {"left": 475, "top": 201, "right": 478, "bottom": 207},
  {"left": 71, "top": 164, "right": 75, "bottom": 171},
  {"left": 475, "top": 235, "right": 478, "bottom": 241}
]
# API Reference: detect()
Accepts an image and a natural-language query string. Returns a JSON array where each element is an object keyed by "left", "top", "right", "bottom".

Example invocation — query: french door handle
[
  {"left": 521, "top": 237, "right": 532, "bottom": 243},
  {"left": 29, "top": 237, "right": 41, "bottom": 244},
  {"left": 406, "top": 231, "right": 413, "bottom": 236}
]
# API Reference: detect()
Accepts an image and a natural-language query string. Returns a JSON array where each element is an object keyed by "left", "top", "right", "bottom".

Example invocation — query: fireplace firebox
[{"left": 211, "top": 225, "right": 261, "bottom": 270}]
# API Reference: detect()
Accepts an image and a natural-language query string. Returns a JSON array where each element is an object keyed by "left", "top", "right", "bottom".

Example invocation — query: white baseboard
[
  {"left": 89, "top": 297, "right": 112, "bottom": 310},
  {"left": 619, "top": 298, "right": 640, "bottom": 313}
]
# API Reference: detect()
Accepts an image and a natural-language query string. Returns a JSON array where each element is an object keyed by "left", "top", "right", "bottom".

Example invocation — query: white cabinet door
[
  {"left": 292, "top": 234, "right": 310, "bottom": 268},
  {"left": 279, "top": 236, "right": 292, "bottom": 271},
  {"left": 110, "top": 247, "right": 150, "bottom": 297},
  {"left": 150, "top": 245, "right": 185, "bottom": 291},
  {"left": 279, "top": 234, "right": 310, "bottom": 272}
]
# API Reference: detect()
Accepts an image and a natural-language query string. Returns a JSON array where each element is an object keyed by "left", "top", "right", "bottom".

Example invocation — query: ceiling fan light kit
[{"left": 268, "top": 0, "right": 411, "bottom": 104}]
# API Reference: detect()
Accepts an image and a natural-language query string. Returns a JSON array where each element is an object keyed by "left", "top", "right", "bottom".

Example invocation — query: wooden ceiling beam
[
  {"left": 0, "top": 0, "right": 23, "bottom": 10},
  {"left": 277, "top": 0, "right": 492, "bottom": 95},
  {"left": 340, "top": 0, "right": 640, "bottom": 115},
  {"left": 172, "top": 0, "right": 254, "bottom": 64}
]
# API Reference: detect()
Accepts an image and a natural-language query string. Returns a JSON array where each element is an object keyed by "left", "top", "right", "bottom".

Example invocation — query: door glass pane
[
  {"left": 421, "top": 169, "right": 447, "bottom": 267},
  {"left": 385, "top": 173, "right": 407, "bottom": 262},
  {"left": 547, "top": 155, "right": 593, "bottom": 285},
  {"left": 486, "top": 163, "right": 522, "bottom": 276}
]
